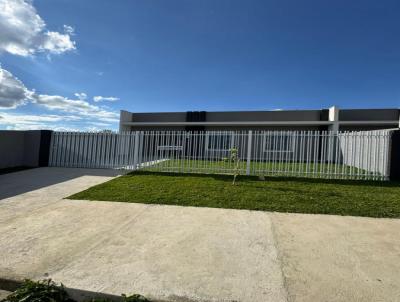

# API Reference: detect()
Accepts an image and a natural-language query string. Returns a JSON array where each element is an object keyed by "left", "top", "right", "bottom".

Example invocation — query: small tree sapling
[{"left": 228, "top": 147, "right": 240, "bottom": 185}]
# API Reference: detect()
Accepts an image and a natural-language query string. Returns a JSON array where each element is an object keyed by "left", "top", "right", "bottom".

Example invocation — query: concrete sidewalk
[
  {"left": 1, "top": 167, "right": 400, "bottom": 302},
  {"left": 0, "top": 167, "right": 287, "bottom": 302},
  {"left": 272, "top": 213, "right": 400, "bottom": 302}
]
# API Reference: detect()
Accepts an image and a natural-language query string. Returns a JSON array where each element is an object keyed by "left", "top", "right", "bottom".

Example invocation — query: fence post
[
  {"left": 246, "top": 130, "right": 252, "bottom": 175},
  {"left": 133, "top": 131, "right": 140, "bottom": 170},
  {"left": 389, "top": 129, "right": 400, "bottom": 181}
]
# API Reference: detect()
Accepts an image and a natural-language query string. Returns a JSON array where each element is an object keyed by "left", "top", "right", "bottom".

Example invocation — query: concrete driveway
[{"left": 0, "top": 168, "right": 399, "bottom": 302}]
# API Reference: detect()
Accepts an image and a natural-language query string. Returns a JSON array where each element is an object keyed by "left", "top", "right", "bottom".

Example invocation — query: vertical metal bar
[
  {"left": 188, "top": 131, "right": 192, "bottom": 173},
  {"left": 120, "top": 131, "right": 125, "bottom": 169},
  {"left": 104, "top": 132, "right": 109, "bottom": 168},
  {"left": 54, "top": 132, "right": 61, "bottom": 167},
  {"left": 125, "top": 131, "right": 131, "bottom": 168},
  {"left": 100, "top": 132, "right": 104, "bottom": 169},
  {"left": 96, "top": 131, "right": 102, "bottom": 168},
  {"left": 359, "top": 132, "right": 364, "bottom": 179},
  {"left": 58, "top": 132, "right": 63, "bottom": 167},
  {"left": 86, "top": 132, "right": 92, "bottom": 168},
  {"left": 110, "top": 133, "right": 115, "bottom": 168},
  {"left": 284, "top": 131, "right": 289, "bottom": 176},
  {"left": 374, "top": 132, "right": 379, "bottom": 180},
  {"left": 197, "top": 131, "right": 201, "bottom": 172},
  {"left": 68, "top": 132, "right": 74, "bottom": 167},
  {"left": 94, "top": 132, "right": 100, "bottom": 168},
  {"left": 76, "top": 132, "right": 82, "bottom": 168},
  {"left": 85, "top": 132, "right": 90, "bottom": 168},
  {"left": 75, "top": 132, "right": 82, "bottom": 168},
  {"left": 64, "top": 132, "right": 70, "bottom": 167},
  {"left": 305, "top": 130, "right": 309, "bottom": 176},
  {"left": 327, "top": 131, "right": 333, "bottom": 178},
  {"left": 383, "top": 132, "right": 390, "bottom": 180},
  {"left": 173, "top": 131, "right": 176, "bottom": 172},
  {"left": 367, "top": 132, "right": 372, "bottom": 179},
  {"left": 132, "top": 131, "right": 139, "bottom": 169},
  {"left": 271, "top": 131, "right": 275, "bottom": 174},
  {"left": 342, "top": 132, "right": 347, "bottom": 179},
  {"left": 48, "top": 132, "right": 55, "bottom": 166},
  {"left": 88, "top": 131, "right": 94, "bottom": 168},
  {"left": 353, "top": 131, "right": 358, "bottom": 179},
  {"left": 349, "top": 132, "right": 354, "bottom": 179},
  {"left": 299, "top": 131, "right": 304, "bottom": 176},
  {"left": 312, "top": 131, "right": 317, "bottom": 178},
  {"left": 195, "top": 130, "right": 199, "bottom": 173},
  {"left": 180, "top": 131, "right": 184, "bottom": 172},
  {"left": 49, "top": 132, "right": 58, "bottom": 167},
  {"left": 246, "top": 130, "right": 252, "bottom": 175},
  {"left": 80, "top": 132, "right": 86, "bottom": 168},
  {"left": 100, "top": 131, "right": 105, "bottom": 168},
  {"left": 356, "top": 132, "right": 361, "bottom": 179},
  {"left": 89, "top": 132, "right": 95, "bottom": 168},
  {"left": 91, "top": 132, "right": 96, "bottom": 168},
  {"left": 48, "top": 132, "right": 56, "bottom": 167},
  {"left": 255, "top": 131, "right": 259, "bottom": 175},
  {"left": 63, "top": 132, "right": 69, "bottom": 167},
  {"left": 93, "top": 132, "right": 101, "bottom": 168},
  {"left": 334, "top": 132, "right": 339, "bottom": 178}
]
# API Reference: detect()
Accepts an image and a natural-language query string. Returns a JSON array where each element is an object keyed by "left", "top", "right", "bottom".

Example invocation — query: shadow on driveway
[{"left": 0, "top": 167, "right": 126, "bottom": 200}]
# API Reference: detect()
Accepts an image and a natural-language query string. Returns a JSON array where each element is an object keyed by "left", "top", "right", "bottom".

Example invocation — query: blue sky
[{"left": 0, "top": 0, "right": 399, "bottom": 130}]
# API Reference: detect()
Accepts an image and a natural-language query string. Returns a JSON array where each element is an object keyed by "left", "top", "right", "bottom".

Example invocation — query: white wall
[{"left": 339, "top": 130, "right": 392, "bottom": 178}]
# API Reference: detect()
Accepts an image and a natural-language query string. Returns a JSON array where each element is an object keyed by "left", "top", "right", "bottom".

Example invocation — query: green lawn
[
  {"left": 68, "top": 171, "right": 400, "bottom": 218},
  {"left": 140, "top": 159, "right": 377, "bottom": 179}
]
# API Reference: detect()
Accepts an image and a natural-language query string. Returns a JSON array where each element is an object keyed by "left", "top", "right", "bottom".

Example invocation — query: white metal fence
[{"left": 49, "top": 130, "right": 392, "bottom": 180}]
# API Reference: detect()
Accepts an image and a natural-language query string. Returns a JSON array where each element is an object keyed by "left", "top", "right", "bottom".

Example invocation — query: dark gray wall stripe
[
  {"left": 38, "top": 130, "right": 53, "bottom": 167},
  {"left": 389, "top": 130, "right": 400, "bottom": 181}
]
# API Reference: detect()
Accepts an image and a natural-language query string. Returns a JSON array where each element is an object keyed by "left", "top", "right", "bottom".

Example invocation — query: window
[
  {"left": 206, "top": 132, "right": 235, "bottom": 151},
  {"left": 262, "top": 132, "right": 294, "bottom": 153},
  {"left": 157, "top": 134, "right": 183, "bottom": 151},
  {"left": 157, "top": 145, "right": 183, "bottom": 151}
]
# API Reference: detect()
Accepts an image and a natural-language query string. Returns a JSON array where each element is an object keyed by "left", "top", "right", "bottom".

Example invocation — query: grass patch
[
  {"left": 142, "top": 159, "right": 375, "bottom": 179},
  {"left": 68, "top": 171, "right": 400, "bottom": 218}
]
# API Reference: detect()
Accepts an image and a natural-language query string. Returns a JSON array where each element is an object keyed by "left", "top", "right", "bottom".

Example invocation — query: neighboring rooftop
[{"left": 120, "top": 107, "right": 400, "bottom": 131}]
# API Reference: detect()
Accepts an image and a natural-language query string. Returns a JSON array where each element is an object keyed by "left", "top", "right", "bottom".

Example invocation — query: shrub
[
  {"left": 121, "top": 294, "right": 150, "bottom": 302},
  {"left": 88, "top": 295, "right": 150, "bottom": 302},
  {"left": 1, "top": 279, "right": 151, "bottom": 302},
  {"left": 2, "top": 279, "right": 72, "bottom": 302}
]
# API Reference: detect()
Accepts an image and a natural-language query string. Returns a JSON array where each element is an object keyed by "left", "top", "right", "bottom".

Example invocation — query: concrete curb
[
  {"left": 0, "top": 277, "right": 169, "bottom": 302},
  {"left": 0, "top": 278, "right": 20, "bottom": 292}
]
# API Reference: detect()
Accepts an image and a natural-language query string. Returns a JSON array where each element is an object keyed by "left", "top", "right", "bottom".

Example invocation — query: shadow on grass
[{"left": 128, "top": 170, "right": 400, "bottom": 188}]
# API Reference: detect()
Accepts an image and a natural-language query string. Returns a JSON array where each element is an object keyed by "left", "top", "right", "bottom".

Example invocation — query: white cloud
[
  {"left": 0, "top": 66, "right": 34, "bottom": 108},
  {"left": 0, "top": 0, "right": 76, "bottom": 56},
  {"left": 0, "top": 112, "right": 81, "bottom": 130},
  {"left": 93, "top": 96, "right": 120, "bottom": 102},
  {"left": 88, "top": 121, "right": 113, "bottom": 127},
  {"left": 0, "top": 66, "right": 119, "bottom": 128},
  {"left": 0, "top": 112, "right": 115, "bottom": 131},
  {"left": 33, "top": 94, "right": 119, "bottom": 122},
  {"left": 74, "top": 92, "right": 87, "bottom": 100},
  {"left": 39, "top": 30, "right": 75, "bottom": 55},
  {"left": 63, "top": 25, "right": 74, "bottom": 36},
  {"left": 0, "top": 112, "right": 79, "bottom": 123}
]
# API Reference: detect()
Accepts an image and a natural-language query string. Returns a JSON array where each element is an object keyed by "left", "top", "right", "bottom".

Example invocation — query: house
[{"left": 119, "top": 106, "right": 400, "bottom": 132}]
